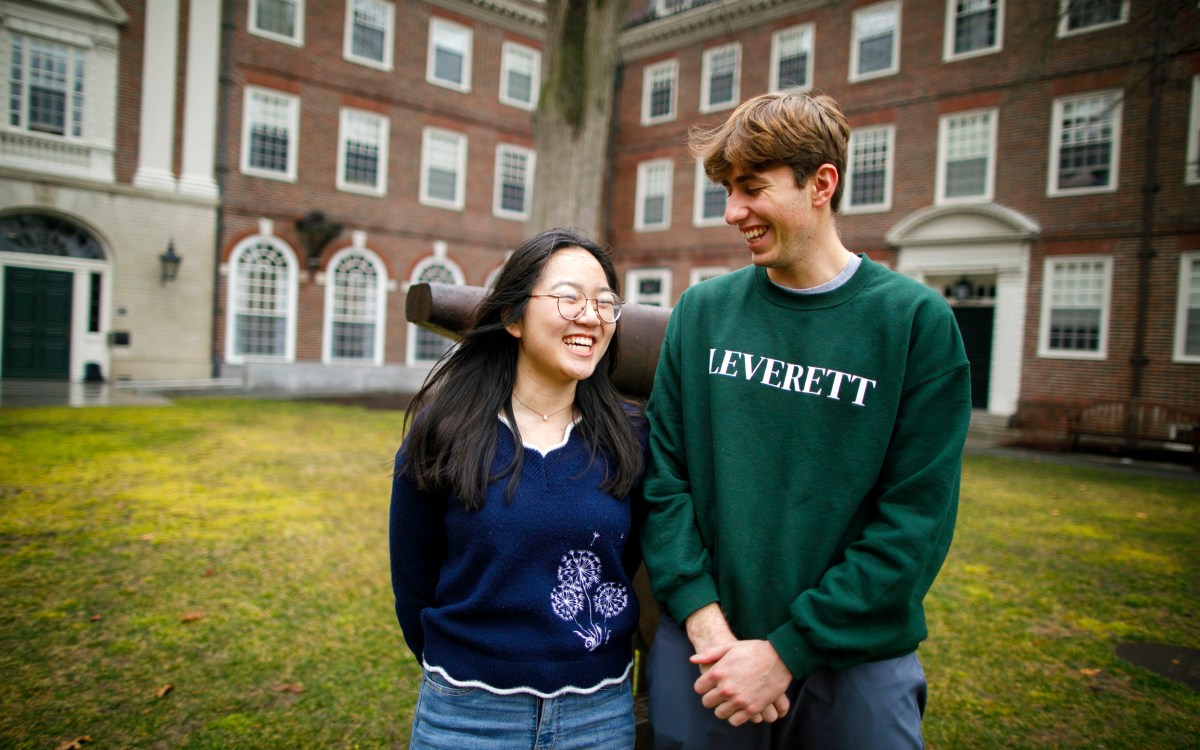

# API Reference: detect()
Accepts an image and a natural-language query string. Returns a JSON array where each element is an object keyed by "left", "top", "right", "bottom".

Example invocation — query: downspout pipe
[
  {"left": 1128, "top": 0, "right": 1168, "bottom": 443},
  {"left": 210, "top": 0, "right": 235, "bottom": 377}
]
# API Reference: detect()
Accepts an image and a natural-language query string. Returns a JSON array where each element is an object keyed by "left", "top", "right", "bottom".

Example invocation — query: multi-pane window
[
  {"left": 1049, "top": 91, "right": 1121, "bottom": 195},
  {"left": 420, "top": 128, "right": 467, "bottom": 209},
  {"left": 625, "top": 269, "right": 672, "bottom": 306},
  {"left": 851, "top": 1, "right": 900, "bottom": 80},
  {"left": 427, "top": 17, "right": 472, "bottom": 92},
  {"left": 845, "top": 125, "right": 894, "bottom": 212},
  {"left": 8, "top": 35, "right": 86, "bottom": 138},
  {"left": 693, "top": 159, "right": 726, "bottom": 226},
  {"left": 1187, "top": 75, "right": 1200, "bottom": 186},
  {"left": 230, "top": 238, "right": 296, "bottom": 361},
  {"left": 241, "top": 87, "right": 299, "bottom": 180},
  {"left": 655, "top": 0, "right": 694, "bottom": 16},
  {"left": 938, "top": 109, "right": 996, "bottom": 202},
  {"left": 337, "top": 109, "right": 388, "bottom": 195},
  {"left": 410, "top": 257, "right": 462, "bottom": 365},
  {"left": 250, "top": 0, "right": 303, "bottom": 44},
  {"left": 771, "top": 25, "right": 813, "bottom": 92},
  {"left": 500, "top": 42, "right": 540, "bottom": 109},
  {"left": 701, "top": 44, "right": 740, "bottom": 113},
  {"left": 1175, "top": 253, "right": 1200, "bottom": 362},
  {"left": 1040, "top": 257, "right": 1111, "bottom": 358},
  {"left": 494, "top": 145, "right": 535, "bottom": 220},
  {"left": 345, "top": 0, "right": 393, "bottom": 69},
  {"left": 946, "top": 0, "right": 1001, "bottom": 59},
  {"left": 1058, "top": 0, "right": 1127, "bottom": 36},
  {"left": 327, "top": 251, "right": 383, "bottom": 363},
  {"left": 642, "top": 60, "right": 678, "bottom": 124},
  {"left": 635, "top": 159, "right": 673, "bottom": 231}
]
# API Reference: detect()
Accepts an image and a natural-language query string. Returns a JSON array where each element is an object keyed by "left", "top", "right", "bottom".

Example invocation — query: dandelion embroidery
[{"left": 550, "top": 538, "right": 628, "bottom": 651}]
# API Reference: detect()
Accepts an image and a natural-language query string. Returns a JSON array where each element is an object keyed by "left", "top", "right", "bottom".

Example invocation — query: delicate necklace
[{"left": 512, "top": 393, "right": 574, "bottom": 422}]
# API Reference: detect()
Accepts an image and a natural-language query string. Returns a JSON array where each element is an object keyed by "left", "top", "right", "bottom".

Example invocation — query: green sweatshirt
[{"left": 642, "top": 256, "right": 972, "bottom": 680}]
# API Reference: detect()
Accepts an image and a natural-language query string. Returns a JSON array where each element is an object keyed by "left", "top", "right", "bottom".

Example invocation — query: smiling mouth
[
  {"left": 743, "top": 227, "right": 766, "bottom": 242},
  {"left": 564, "top": 335, "right": 595, "bottom": 352}
]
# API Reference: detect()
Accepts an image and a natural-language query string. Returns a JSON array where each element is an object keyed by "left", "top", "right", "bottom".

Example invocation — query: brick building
[
  {"left": 0, "top": 0, "right": 219, "bottom": 386},
  {"left": 214, "top": 0, "right": 546, "bottom": 393},
  {"left": 4, "top": 0, "right": 1196, "bottom": 441},
  {"left": 612, "top": 0, "right": 1200, "bottom": 432}
]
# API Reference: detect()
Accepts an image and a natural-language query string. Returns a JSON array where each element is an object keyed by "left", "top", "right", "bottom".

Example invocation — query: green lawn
[{"left": 1, "top": 399, "right": 1197, "bottom": 749}]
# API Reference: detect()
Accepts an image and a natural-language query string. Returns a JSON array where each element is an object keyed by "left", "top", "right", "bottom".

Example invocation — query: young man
[{"left": 641, "top": 92, "right": 972, "bottom": 749}]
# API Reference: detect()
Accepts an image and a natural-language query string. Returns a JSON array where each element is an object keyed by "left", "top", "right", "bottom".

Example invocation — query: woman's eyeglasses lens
[{"left": 552, "top": 292, "right": 622, "bottom": 323}]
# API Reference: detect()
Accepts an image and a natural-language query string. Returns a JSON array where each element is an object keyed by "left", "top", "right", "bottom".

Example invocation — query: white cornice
[
  {"left": 424, "top": 0, "right": 546, "bottom": 38},
  {"left": 618, "top": 0, "right": 829, "bottom": 62}
]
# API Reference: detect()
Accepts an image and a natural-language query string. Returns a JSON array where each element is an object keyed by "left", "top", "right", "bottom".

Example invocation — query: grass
[{"left": 1, "top": 399, "right": 1197, "bottom": 749}]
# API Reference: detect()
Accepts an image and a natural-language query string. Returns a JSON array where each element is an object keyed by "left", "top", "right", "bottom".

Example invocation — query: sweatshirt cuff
[
  {"left": 767, "top": 621, "right": 820, "bottom": 681},
  {"left": 661, "top": 574, "right": 721, "bottom": 627}
]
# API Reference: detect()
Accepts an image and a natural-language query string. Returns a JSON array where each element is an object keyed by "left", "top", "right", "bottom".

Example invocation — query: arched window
[
  {"left": 324, "top": 247, "right": 386, "bottom": 364},
  {"left": 407, "top": 252, "right": 463, "bottom": 366},
  {"left": 226, "top": 235, "right": 297, "bottom": 363}
]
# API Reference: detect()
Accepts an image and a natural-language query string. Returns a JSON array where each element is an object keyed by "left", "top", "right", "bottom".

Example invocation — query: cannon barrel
[{"left": 405, "top": 282, "right": 669, "bottom": 399}]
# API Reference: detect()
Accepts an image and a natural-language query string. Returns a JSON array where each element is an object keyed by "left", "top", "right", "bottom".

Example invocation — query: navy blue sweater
[{"left": 390, "top": 418, "right": 643, "bottom": 697}]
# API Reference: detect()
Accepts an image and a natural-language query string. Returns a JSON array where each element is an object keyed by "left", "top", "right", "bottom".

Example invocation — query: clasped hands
[{"left": 685, "top": 604, "right": 794, "bottom": 727}]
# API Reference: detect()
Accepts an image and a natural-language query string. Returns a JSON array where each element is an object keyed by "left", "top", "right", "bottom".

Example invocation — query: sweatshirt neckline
[{"left": 753, "top": 254, "right": 875, "bottom": 310}]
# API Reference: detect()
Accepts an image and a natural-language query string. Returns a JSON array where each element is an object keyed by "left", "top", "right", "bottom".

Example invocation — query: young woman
[{"left": 390, "top": 228, "right": 647, "bottom": 750}]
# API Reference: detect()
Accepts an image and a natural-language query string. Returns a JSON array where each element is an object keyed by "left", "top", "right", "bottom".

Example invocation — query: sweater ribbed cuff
[
  {"left": 767, "top": 622, "right": 820, "bottom": 681},
  {"left": 662, "top": 574, "right": 721, "bottom": 627}
]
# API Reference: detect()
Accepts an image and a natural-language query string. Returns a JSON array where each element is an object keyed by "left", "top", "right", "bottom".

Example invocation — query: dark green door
[
  {"left": 3, "top": 267, "right": 72, "bottom": 380},
  {"left": 953, "top": 306, "right": 993, "bottom": 410}
]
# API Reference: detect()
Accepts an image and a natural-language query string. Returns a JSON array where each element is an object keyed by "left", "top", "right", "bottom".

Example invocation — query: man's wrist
[{"left": 684, "top": 602, "right": 735, "bottom": 651}]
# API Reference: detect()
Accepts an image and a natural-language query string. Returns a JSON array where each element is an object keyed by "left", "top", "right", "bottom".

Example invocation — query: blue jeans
[
  {"left": 647, "top": 616, "right": 927, "bottom": 750},
  {"left": 409, "top": 670, "right": 636, "bottom": 750}
]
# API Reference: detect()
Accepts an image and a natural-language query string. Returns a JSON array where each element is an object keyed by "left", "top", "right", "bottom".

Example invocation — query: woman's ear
[{"left": 503, "top": 306, "right": 522, "bottom": 338}]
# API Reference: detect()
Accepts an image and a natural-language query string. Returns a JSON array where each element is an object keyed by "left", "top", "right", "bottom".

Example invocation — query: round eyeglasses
[{"left": 529, "top": 291, "right": 623, "bottom": 323}]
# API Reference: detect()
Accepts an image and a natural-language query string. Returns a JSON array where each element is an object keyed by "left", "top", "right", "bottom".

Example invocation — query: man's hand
[{"left": 691, "top": 639, "right": 793, "bottom": 726}]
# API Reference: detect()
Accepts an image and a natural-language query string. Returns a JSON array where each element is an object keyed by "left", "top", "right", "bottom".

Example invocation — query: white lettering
[
  {"left": 801, "top": 366, "right": 826, "bottom": 396},
  {"left": 705, "top": 349, "right": 878, "bottom": 407}
]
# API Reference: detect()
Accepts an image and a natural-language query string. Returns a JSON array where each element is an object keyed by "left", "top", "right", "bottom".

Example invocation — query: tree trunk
[{"left": 528, "top": 0, "right": 629, "bottom": 241}]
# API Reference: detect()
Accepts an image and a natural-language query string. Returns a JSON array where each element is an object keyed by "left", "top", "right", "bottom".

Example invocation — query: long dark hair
[{"left": 400, "top": 228, "right": 645, "bottom": 511}]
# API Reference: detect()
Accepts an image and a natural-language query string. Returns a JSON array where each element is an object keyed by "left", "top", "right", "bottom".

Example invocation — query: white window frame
[
  {"left": 770, "top": 24, "right": 814, "bottom": 92},
  {"left": 420, "top": 127, "right": 467, "bottom": 210},
  {"left": 844, "top": 125, "right": 895, "bottom": 214},
  {"left": 249, "top": 0, "right": 304, "bottom": 46},
  {"left": 944, "top": 0, "right": 1002, "bottom": 61},
  {"left": 641, "top": 59, "right": 678, "bottom": 125},
  {"left": 625, "top": 268, "right": 672, "bottom": 307},
  {"left": 343, "top": 0, "right": 394, "bottom": 70},
  {"left": 499, "top": 41, "right": 540, "bottom": 110},
  {"left": 427, "top": 17, "right": 472, "bottom": 93},
  {"left": 1047, "top": 89, "right": 1122, "bottom": 197},
  {"left": 1057, "top": 0, "right": 1128, "bottom": 38},
  {"left": 1175, "top": 252, "right": 1200, "bottom": 363},
  {"left": 635, "top": 159, "right": 674, "bottom": 232},
  {"left": 1038, "top": 255, "right": 1112, "bottom": 360},
  {"left": 407, "top": 251, "right": 465, "bottom": 366},
  {"left": 700, "top": 43, "right": 741, "bottom": 114},
  {"left": 7, "top": 33, "right": 88, "bottom": 140},
  {"left": 690, "top": 266, "right": 729, "bottom": 286},
  {"left": 1186, "top": 75, "right": 1200, "bottom": 186},
  {"left": 323, "top": 246, "right": 387, "bottom": 365},
  {"left": 850, "top": 1, "right": 901, "bottom": 82},
  {"left": 693, "top": 158, "right": 726, "bottom": 227},
  {"left": 936, "top": 108, "right": 998, "bottom": 204},
  {"left": 336, "top": 108, "right": 388, "bottom": 196},
  {"left": 493, "top": 144, "right": 536, "bottom": 221},
  {"left": 225, "top": 234, "right": 299, "bottom": 365},
  {"left": 655, "top": 0, "right": 694, "bottom": 16},
  {"left": 240, "top": 86, "right": 300, "bottom": 182}
]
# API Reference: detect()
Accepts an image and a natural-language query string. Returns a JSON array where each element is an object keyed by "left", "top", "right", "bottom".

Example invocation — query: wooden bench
[{"left": 1067, "top": 401, "right": 1200, "bottom": 469}]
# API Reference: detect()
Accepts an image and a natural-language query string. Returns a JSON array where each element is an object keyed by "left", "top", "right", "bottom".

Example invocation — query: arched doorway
[
  {"left": 887, "top": 204, "right": 1038, "bottom": 416},
  {"left": 0, "top": 213, "right": 108, "bottom": 380}
]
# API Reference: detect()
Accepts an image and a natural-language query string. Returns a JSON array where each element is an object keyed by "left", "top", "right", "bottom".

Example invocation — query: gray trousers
[{"left": 646, "top": 615, "right": 927, "bottom": 750}]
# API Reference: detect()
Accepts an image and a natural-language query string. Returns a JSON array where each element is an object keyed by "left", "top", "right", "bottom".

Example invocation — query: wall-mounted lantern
[{"left": 160, "top": 241, "right": 182, "bottom": 283}]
